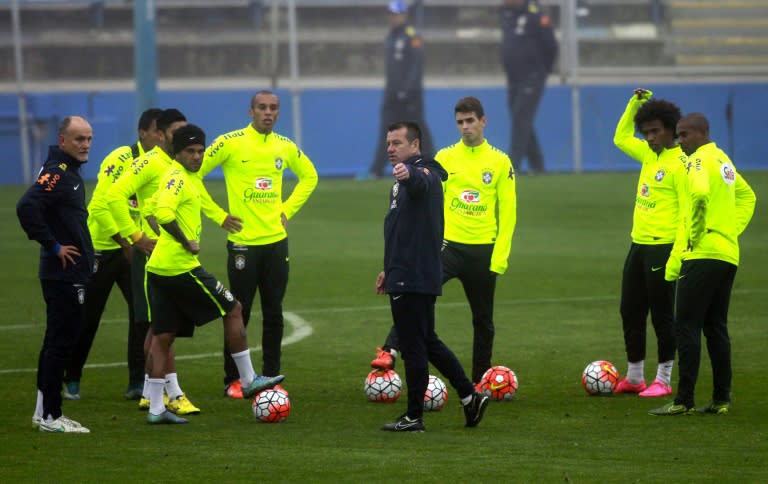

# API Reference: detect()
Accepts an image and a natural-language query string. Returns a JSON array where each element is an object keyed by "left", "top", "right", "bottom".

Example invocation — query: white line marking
[{"left": 0, "top": 312, "right": 313, "bottom": 375}]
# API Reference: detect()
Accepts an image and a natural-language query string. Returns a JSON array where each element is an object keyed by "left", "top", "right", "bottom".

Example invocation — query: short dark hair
[
  {"left": 138, "top": 108, "right": 163, "bottom": 131},
  {"left": 251, "top": 90, "right": 279, "bottom": 109},
  {"left": 634, "top": 99, "right": 681, "bottom": 135},
  {"left": 388, "top": 121, "right": 422, "bottom": 146},
  {"left": 679, "top": 112, "right": 710, "bottom": 135},
  {"left": 455, "top": 96, "right": 485, "bottom": 118},
  {"left": 156, "top": 108, "right": 187, "bottom": 132}
]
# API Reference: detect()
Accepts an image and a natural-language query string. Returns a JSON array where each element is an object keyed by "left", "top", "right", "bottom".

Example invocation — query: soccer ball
[
  {"left": 478, "top": 366, "right": 518, "bottom": 401},
  {"left": 423, "top": 375, "right": 448, "bottom": 411},
  {"left": 252, "top": 388, "right": 291, "bottom": 423},
  {"left": 581, "top": 360, "right": 620, "bottom": 395},
  {"left": 364, "top": 369, "right": 402, "bottom": 402}
]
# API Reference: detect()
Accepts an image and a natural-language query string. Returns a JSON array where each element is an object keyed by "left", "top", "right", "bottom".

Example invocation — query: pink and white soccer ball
[
  {"left": 581, "top": 360, "right": 620, "bottom": 395},
  {"left": 252, "top": 388, "right": 291, "bottom": 422},
  {"left": 423, "top": 374, "right": 448, "bottom": 411},
  {"left": 364, "top": 369, "right": 402, "bottom": 402}
]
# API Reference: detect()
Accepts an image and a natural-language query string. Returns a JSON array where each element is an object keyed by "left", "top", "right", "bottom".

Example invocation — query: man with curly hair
[{"left": 612, "top": 88, "right": 688, "bottom": 398}]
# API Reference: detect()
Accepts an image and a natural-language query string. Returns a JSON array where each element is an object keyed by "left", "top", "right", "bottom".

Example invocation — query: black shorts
[{"left": 147, "top": 267, "right": 238, "bottom": 336}]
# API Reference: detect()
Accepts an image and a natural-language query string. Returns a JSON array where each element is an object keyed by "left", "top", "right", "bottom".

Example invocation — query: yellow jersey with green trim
[
  {"left": 146, "top": 161, "right": 205, "bottom": 276},
  {"left": 106, "top": 146, "right": 228, "bottom": 241},
  {"left": 436, "top": 139, "right": 517, "bottom": 275},
  {"left": 613, "top": 94, "right": 688, "bottom": 246},
  {"left": 199, "top": 124, "right": 318, "bottom": 246},
  {"left": 88, "top": 141, "right": 145, "bottom": 250},
  {"left": 682, "top": 142, "right": 755, "bottom": 266}
]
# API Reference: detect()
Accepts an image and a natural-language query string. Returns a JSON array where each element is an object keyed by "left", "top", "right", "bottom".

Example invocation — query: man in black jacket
[
  {"left": 376, "top": 121, "right": 489, "bottom": 432},
  {"left": 500, "top": 0, "right": 557, "bottom": 174},
  {"left": 365, "top": 0, "right": 434, "bottom": 178},
  {"left": 17, "top": 115, "right": 95, "bottom": 433}
]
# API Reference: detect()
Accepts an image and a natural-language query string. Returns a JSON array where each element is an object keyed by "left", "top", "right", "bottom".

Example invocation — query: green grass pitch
[{"left": 1, "top": 173, "right": 766, "bottom": 482}]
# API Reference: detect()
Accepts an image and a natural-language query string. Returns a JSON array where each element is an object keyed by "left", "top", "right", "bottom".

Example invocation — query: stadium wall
[{"left": 1, "top": 82, "right": 765, "bottom": 184}]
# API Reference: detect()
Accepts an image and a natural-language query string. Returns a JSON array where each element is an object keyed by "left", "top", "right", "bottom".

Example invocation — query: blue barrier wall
[{"left": 1, "top": 82, "right": 766, "bottom": 184}]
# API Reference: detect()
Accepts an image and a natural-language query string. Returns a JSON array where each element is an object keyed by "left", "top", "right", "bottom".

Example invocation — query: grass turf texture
[{"left": 1, "top": 173, "right": 766, "bottom": 482}]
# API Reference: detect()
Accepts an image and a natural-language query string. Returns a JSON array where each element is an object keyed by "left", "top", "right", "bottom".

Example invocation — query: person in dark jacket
[
  {"left": 376, "top": 121, "right": 489, "bottom": 432},
  {"left": 365, "top": 0, "right": 434, "bottom": 178},
  {"left": 500, "top": 0, "right": 557, "bottom": 174},
  {"left": 17, "top": 115, "right": 95, "bottom": 433}
]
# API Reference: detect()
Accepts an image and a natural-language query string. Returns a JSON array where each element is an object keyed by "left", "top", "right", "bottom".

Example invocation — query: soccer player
[
  {"left": 17, "top": 116, "right": 94, "bottom": 433},
  {"left": 377, "top": 121, "right": 489, "bottom": 432},
  {"left": 612, "top": 89, "right": 688, "bottom": 398},
  {"left": 106, "top": 108, "right": 241, "bottom": 415},
  {"left": 649, "top": 113, "right": 755, "bottom": 416},
  {"left": 371, "top": 96, "right": 517, "bottom": 384},
  {"left": 145, "top": 124, "right": 283, "bottom": 424},
  {"left": 63, "top": 107, "right": 163, "bottom": 401},
  {"left": 199, "top": 90, "right": 318, "bottom": 398}
]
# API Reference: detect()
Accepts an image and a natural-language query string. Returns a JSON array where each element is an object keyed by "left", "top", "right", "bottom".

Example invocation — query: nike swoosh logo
[
  {"left": 489, "top": 382, "right": 508, "bottom": 391},
  {"left": 651, "top": 266, "right": 663, "bottom": 272},
  {"left": 74, "top": 184, "right": 80, "bottom": 190},
  {"left": 241, "top": 160, "right": 249, "bottom": 163},
  {"left": 392, "top": 295, "right": 402, "bottom": 300},
  {"left": 394, "top": 420, "right": 421, "bottom": 430}
]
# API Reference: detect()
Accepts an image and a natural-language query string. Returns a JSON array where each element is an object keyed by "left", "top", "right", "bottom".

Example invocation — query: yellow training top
[
  {"left": 199, "top": 124, "right": 318, "bottom": 246},
  {"left": 436, "top": 139, "right": 517, "bottom": 274},
  {"left": 88, "top": 141, "right": 145, "bottom": 250},
  {"left": 682, "top": 142, "right": 756, "bottom": 266},
  {"left": 613, "top": 94, "right": 688, "bottom": 246}
]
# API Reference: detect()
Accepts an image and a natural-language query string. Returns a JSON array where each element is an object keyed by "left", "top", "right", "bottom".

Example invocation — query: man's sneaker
[
  {"left": 32, "top": 414, "right": 42, "bottom": 428},
  {"left": 147, "top": 410, "right": 188, "bottom": 425},
  {"left": 39, "top": 415, "right": 90, "bottom": 433},
  {"left": 124, "top": 384, "right": 143, "bottom": 401},
  {"left": 242, "top": 375, "right": 285, "bottom": 399},
  {"left": 224, "top": 380, "right": 244, "bottom": 399},
  {"left": 648, "top": 402, "right": 694, "bottom": 416},
  {"left": 138, "top": 393, "right": 169, "bottom": 411},
  {"left": 381, "top": 414, "right": 425, "bottom": 432},
  {"left": 463, "top": 392, "right": 490, "bottom": 428},
  {"left": 62, "top": 381, "right": 81, "bottom": 400},
  {"left": 638, "top": 380, "right": 672, "bottom": 398},
  {"left": 167, "top": 394, "right": 200, "bottom": 415},
  {"left": 614, "top": 377, "right": 647, "bottom": 394},
  {"left": 371, "top": 348, "right": 395, "bottom": 370},
  {"left": 697, "top": 400, "right": 730, "bottom": 415}
]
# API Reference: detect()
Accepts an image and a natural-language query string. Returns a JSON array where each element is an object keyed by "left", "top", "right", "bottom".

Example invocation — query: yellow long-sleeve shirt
[
  {"left": 199, "top": 124, "right": 318, "bottom": 246},
  {"left": 146, "top": 161, "right": 207, "bottom": 276},
  {"left": 436, "top": 139, "right": 516, "bottom": 274},
  {"left": 106, "top": 146, "right": 227, "bottom": 241},
  {"left": 613, "top": 94, "right": 688, "bottom": 247},
  {"left": 88, "top": 141, "right": 145, "bottom": 250},
  {"left": 683, "top": 142, "right": 756, "bottom": 266}
]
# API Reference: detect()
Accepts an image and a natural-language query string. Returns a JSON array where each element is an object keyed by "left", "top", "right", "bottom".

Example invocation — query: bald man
[
  {"left": 649, "top": 113, "right": 756, "bottom": 416},
  {"left": 17, "top": 116, "right": 95, "bottom": 432}
]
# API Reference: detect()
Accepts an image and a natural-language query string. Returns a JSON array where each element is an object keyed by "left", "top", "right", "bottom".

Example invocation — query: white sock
[
  {"left": 142, "top": 374, "right": 149, "bottom": 399},
  {"left": 148, "top": 378, "right": 165, "bottom": 416},
  {"left": 627, "top": 360, "right": 644, "bottom": 384},
  {"left": 232, "top": 349, "right": 256, "bottom": 386},
  {"left": 35, "top": 389, "right": 43, "bottom": 418},
  {"left": 390, "top": 349, "right": 398, "bottom": 359},
  {"left": 164, "top": 373, "right": 183, "bottom": 400},
  {"left": 460, "top": 394, "right": 473, "bottom": 406},
  {"left": 656, "top": 360, "right": 674, "bottom": 386}
]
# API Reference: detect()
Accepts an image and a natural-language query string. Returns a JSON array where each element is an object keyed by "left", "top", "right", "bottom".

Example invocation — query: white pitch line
[{"left": 0, "top": 312, "right": 313, "bottom": 375}]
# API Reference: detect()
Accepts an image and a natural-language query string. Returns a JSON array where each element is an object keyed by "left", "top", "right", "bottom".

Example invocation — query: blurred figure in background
[
  {"left": 365, "top": 0, "right": 434, "bottom": 179},
  {"left": 500, "top": 0, "right": 557, "bottom": 174}
]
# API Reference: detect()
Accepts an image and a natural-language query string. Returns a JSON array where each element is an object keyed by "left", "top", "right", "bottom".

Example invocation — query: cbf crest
[
  {"left": 390, "top": 182, "right": 399, "bottom": 209},
  {"left": 234, "top": 254, "right": 246, "bottom": 270},
  {"left": 654, "top": 169, "right": 665, "bottom": 182},
  {"left": 275, "top": 157, "right": 283, "bottom": 170},
  {"left": 482, "top": 170, "right": 493, "bottom": 185},
  {"left": 76, "top": 285, "right": 86, "bottom": 305}
]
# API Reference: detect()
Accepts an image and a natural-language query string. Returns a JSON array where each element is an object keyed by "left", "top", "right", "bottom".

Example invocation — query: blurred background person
[
  {"left": 500, "top": 0, "right": 557, "bottom": 174},
  {"left": 364, "top": 0, "right": 434, "bottom": 179}
]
